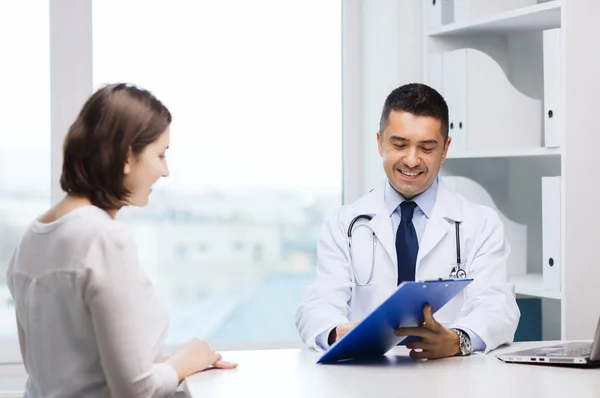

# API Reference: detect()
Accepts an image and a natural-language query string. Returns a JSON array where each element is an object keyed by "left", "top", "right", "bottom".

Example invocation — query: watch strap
[{"left": 451, "top": 328, "right": 471, "bottom": 356}]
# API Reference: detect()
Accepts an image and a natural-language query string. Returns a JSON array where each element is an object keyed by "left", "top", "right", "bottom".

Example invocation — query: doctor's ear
[
  {"left": 376, "top": 131, "right": 384, "bottom": 156},
  {"left": 441, "top": 136, "right": 452, "bottom": 162}
]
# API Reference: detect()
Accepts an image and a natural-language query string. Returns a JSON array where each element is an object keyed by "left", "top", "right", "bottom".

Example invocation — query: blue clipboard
[{"left": 317, "top": 278, "right": 473, "bottom": 364}]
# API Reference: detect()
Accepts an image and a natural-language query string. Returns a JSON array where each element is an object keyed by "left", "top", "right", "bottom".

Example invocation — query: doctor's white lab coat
[{"left": 295, "top": 180, "right": 520, "bottom": 353}]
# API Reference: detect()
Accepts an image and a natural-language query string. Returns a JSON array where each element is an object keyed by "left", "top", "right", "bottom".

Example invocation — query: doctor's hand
[
  {"left": 328, "top": 322, "right": 358, "bottom": 345},
  {"left": 394, "top": 305, "right": 461, "bottom": 360}
]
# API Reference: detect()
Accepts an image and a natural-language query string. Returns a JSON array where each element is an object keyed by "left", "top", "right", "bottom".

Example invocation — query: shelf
[
  {"left": 510, "top": 274, "right": 561, "bottom": 300},
  {"left": 446, "top": 147, "right": 561, "bottom": 159},
  {"left": 428, "top": 1, "right": 561, "bottom": 37}
]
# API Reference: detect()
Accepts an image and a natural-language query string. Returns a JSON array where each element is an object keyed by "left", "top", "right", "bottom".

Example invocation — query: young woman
[{"left": 7, "top": 83, "right": 236, "bottom": 397}]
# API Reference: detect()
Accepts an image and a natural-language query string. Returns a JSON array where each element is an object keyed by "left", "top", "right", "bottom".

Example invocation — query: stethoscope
[
  {"left": 347, "top": 215, "right": 376, "bottom": 286},
  {"left": 449, "top": 221, "right": 466, "bottom": 279},
  {"left": 347, "top": 215, "right": 466, "bottom": 286}
]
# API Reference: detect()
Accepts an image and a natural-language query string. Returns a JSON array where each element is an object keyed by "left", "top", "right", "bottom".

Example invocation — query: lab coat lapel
[
  {"left": 353, "top": 185, "right": 397, "bottom": 268},
  {"left": 368, "top": 212, "right": 397, "bottom": 268},
  {"left": 417, "top": 181, "right": 463, "bottom": 264}
]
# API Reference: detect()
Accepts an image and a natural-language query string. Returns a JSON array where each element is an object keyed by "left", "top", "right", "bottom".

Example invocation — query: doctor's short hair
[
  {"left": 60, "top": 83, "right": 172, "bottom": 210},
  {"left": 379, "top": 83, "right": 450, "bottom": 141}
]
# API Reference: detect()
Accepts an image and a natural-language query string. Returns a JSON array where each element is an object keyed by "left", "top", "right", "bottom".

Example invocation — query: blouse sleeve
[{"left": 82, "top": 228, "right": 178, "bottom": 398}]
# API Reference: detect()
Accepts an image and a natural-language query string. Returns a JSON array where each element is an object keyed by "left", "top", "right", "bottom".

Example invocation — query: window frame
[
  {"left": 0, "top": 0, "right": 94, "bottom": 366},
  {"left": 0, "top": 0, "right": 364, "bottom": 365}
]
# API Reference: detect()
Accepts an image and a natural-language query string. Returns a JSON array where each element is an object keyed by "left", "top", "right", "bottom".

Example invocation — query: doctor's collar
[{"left": 384, "top": 177, "right": 438, "bottom": 219}]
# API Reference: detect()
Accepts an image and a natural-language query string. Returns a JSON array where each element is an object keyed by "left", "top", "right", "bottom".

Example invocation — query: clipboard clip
[{"left": 419, "top": 277, "right": 458, "bottom": 282}]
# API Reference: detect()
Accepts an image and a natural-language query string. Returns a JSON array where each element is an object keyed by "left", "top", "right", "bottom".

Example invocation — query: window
[
  {"left": 92, "top": 1, "right": 342, "bottom": 347},
  {"left": 0, "top": 1, "right": 51, "bottom": 340}
]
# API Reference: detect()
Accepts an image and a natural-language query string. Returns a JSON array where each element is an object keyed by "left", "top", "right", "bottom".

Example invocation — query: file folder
[
  {"left": 543, "top": 28, "right": 561, "bottom": 148},
  {"left": 428, "top": 0, "right": 454, "bottom": 28},
  {"left": 427, "top": 0, "right": 442, "bottom": 29},
  {"left": 542, "top": 176, "right": 561, "bottom": 292},
  {"left": 442, "top": 49, "right": 467, "bottom": 154},
  {"left": 441, "top": 0, "right": 454, "bottom": 25},
  {"left": 317, "top": 279, "right": 473, "bottom": 364}
]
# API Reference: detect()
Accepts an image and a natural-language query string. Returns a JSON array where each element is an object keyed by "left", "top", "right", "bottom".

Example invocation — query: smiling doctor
[{"left": 295, "top": 83, "right": 520, "bottom": 359}]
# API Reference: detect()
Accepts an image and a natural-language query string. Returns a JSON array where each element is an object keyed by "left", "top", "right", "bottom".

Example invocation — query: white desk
[
  {"left": 184, "top": 342, "right": 600, "bottom": 398},
  {"left": 0, "top": 363, "right": 188, "bottom": 398}
]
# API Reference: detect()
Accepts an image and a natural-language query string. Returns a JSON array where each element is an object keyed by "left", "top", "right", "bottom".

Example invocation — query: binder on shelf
[
  {"left": 543, "top": 28, "right": 561, "bottom": 148},
  {"left": 428, "top": 0, "right": 442, "bottom": 28},
  {"left": 542, "top": 176, "right": 561, "bottom": 292},
  {"left": 427, "top": 0, "right": 454, "bottom": 29},
  {"left": 453, "top": 0, "right": 537, "bottom": 23},
  {"left": 442, "top": 0, "right": 454, "bottom": 25},
  {"left": 440, "top": 48, "right": 542, "bottom": 151},
  {"left": 442, "top": 50, "right": 467, "bottom": 155}
]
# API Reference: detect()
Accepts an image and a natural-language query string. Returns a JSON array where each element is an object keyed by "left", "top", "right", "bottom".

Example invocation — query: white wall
[{"left": 342, "top": 0, "right": 423, "bottom": 201}]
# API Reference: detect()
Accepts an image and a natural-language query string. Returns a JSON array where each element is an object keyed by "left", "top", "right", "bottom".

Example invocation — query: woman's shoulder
[
  {"left": 81, "top": 212, "right": 136, "bottom": 253},
  {"left": 34, "top": 205, "right": 136, "bottom": 259},
  {"left": 77, "top": 213, "right": 140, "bottom": 278},
  {"left": 10, "top": 206, "right": 137, "bottom": 278},
  {"left": 65, "top": 207, "right": 134, "bottom": 249}
]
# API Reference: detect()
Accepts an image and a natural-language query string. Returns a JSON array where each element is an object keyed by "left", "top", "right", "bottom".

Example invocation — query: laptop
[{"left": 497, "top": 316, "right": 600, "bottom": 367}]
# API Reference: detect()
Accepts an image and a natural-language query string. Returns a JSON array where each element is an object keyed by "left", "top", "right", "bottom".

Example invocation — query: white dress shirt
[{"left": 7, "top": 205, "right": 178, "bottom": 398}]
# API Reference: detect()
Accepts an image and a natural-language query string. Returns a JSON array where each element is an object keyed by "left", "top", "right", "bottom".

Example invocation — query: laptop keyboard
[{"left": 541, "top": 345, "right": 592, "bottom": 358}]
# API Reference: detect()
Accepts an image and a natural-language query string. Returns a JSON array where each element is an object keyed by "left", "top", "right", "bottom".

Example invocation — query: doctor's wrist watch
[{"left": 451, "top": 328, "right": 472, "bottom": 356}]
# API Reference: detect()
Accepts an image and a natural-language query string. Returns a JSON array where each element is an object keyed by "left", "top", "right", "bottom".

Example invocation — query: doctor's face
[{"left": 377, "top": 110, "right": 450, "bottom": 200}]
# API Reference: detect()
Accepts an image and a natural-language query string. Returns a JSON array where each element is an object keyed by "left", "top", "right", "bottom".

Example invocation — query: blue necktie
[{"left": 396, "top": 201, "right": 419, "bottom": 285}]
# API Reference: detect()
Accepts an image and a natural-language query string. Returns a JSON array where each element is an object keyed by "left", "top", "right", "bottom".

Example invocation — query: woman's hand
[{"left": 166, "top": 338, "right": 238, "bottom": 383}]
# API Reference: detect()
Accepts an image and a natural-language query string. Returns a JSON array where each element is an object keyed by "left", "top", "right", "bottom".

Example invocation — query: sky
[{"left": 0, "top": 0, "right": 342, "bottom": 196}]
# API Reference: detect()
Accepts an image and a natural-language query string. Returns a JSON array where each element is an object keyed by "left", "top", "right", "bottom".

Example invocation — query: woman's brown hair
[{"left": 60, "top": 83, "right": 172, "bottom": 210}]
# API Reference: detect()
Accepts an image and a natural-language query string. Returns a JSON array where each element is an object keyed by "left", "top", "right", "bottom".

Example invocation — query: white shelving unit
[
  {"left": 447, "top": 147, "right": 560, "bottom": 159},
  {"left": 429, "top": 1, "right": 561, "bottom": 37},
  {"left": 426, "top": 0, "right": 564, "bottom": 312},
  {"left": 510, "top": 274, "right": 561, "bottom": 300},
  {"left": 419, "top": 0, "right": 600, "bottom": 341},
  {"left": 347, "top": 0, "right": 600, "bottom": 343}
]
